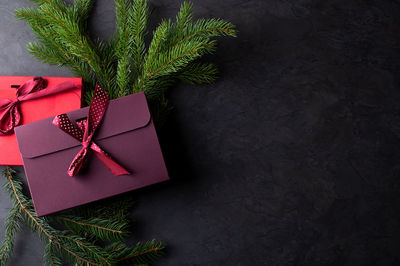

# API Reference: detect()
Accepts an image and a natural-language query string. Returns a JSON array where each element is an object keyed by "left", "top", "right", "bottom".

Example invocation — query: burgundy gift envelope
[{"left": 15, "top": 92, "right": 169, "bottom": 216}]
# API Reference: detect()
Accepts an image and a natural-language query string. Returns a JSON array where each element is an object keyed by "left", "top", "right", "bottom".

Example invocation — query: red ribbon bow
[
  {"left": 53, "top": 85, "right": 129, "bottom": 177},
  {"left": 0, "top": 77, "right": 79, "bottom": 135}
]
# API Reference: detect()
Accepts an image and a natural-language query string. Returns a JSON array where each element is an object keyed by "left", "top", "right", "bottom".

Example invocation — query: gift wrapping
[
  {"left": 15, "top": 89, "right": 169, "bottom": 216},
  {"left": 0, "top": 76, "right": 82, "bottom": 165}
]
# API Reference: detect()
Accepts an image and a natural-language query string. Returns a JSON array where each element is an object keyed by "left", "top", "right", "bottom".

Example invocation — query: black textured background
[{"left": 1, "top": 0, "right": 400, "bottom": 265}]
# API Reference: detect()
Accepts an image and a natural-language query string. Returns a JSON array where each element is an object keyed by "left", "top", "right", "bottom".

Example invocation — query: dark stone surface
[{"left": 1, "top": 0, "right": 400, "bottom": 265}]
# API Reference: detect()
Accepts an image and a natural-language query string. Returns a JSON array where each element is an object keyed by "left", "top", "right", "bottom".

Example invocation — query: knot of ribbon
[
  {"left": 52, "top": 85, "right": 129, "bottom": 177},
  {"left": 0, "top": 77, "right": 79, "bottom": 135}
]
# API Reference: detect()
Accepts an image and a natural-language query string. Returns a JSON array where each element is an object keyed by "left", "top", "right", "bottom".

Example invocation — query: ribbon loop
[
  {"left": 0, "top": 77, "right": 79, "bottom": 135},
  {"left": 52, "top": 85, "right": 129, "bottom": 177}
]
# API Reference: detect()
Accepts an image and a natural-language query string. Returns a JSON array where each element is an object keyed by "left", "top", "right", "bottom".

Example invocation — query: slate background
[{"left": 1, "top": 0, "right": 400, "bottom": 265}]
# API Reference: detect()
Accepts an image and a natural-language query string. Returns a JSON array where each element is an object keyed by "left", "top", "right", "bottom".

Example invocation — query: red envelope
[{"left": 0, "top": 76, "right": 82, "bottom": 165}]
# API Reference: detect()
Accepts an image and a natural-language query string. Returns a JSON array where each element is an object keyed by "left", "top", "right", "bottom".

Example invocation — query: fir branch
[
  {"left": 40, "top": 0, "right": 67, "bottom": 13},
  {"left": 56, "top": 215, "right": 129, "bottom": 242},
  {"left": 18, "top": 0, "right": 236, "bottom": 102},
  {"left": 115, "top": 0, "right": 133, "bottom": 96},
  {"left": 2, "top": 167, "right": 164, "bottom": 265},
  {"left": 130, "top": 0, "right": 148, "bottom": 79},
  {"left": 3, "top": 167, "right": 111, "bottom": 266},
  {"left": 41, "top": 8, "right": 95, "bottom": 64},
  {"left": 106, "top": 240, "right": 164, "bottom": 265},
  {"left": 16, "top": 5, "right": 97, "bottom": 95},
  {"left": 174, "top": 2, "right": 193, "bottom": 38},
  {"left": 143, "top": 76, "right": 176, "bottom": 101},
  {"left": 0, "top": 206, "right": 22, "bottom": 266},
  {"left": 19, "top": 0, "right": 114, "bottom": 96},
  {"left": 179, "top": 18, "right": 237, "bottom": 43},
  {"left": 44, "top": 242, "right": 62, "bottom": 266},
  {"left": 142, "top": 19, "right": 169, "bottom": 78},
  {"left": 177, "top": 62, "right": 219, "bottom": 84},
  {"left": 74, "top": 0, "right": 94, "bottom": 28},
  {"left": 145, "top": 40, "right": 216, "bottom": 80},
  {"left": 27, "top": 41, "right": 68, "bottom": 65},
  {"left": 52, "top": 234, "right": 111, "bottom": 265},
  {"left": 15, "top": 9, "right": 71, "bottom": 62},
  {"left": 164, "top": 1, "right": 193, "bottom": 49}
]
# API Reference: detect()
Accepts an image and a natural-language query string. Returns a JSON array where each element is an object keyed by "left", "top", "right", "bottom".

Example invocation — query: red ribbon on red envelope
[
  {"left": 0, "top": 77, "right": 79, "bottom": 135},
  {"left": 52, "top": 85, "right": 129, "bottom": 177}
]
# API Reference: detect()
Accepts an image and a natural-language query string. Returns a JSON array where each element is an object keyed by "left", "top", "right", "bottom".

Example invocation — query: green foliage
[
  {"left": 15, "top": 0, "right": 236, "bottom": 105},
  {"left": 130, "top": 0, "right": 148, "bottom": 79},
  {"left": 1, "top": 167, "right": 165, "bottom": 265},
  {"left": 56, "top": 215, "right": 129, "bottom": 241},
  {"left": 44, "top": 242, "right": 62, "bottom": 266},
  {"left": 0, "top": 206, "right": 23, "bottom": 266},
  {"left": 1, "top": 167, "right": 110, "bottom": 265},
  {"left": 115, "top": 0, "right": 134, "bottom": 96},
  {"left": 178, "top": 63, "right": 219, "bottom": 85},
  {"left": 105, "top": 240, "right": 164, "bottom": 265}
]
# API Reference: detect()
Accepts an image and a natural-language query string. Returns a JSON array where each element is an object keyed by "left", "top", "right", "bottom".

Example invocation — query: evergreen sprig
[
  {"left": 56, "top": 215, "right": 129, "bottom": 241},
  {"left": 1, "top": 167, "right": 111, "bottom": 265},
  {"left": 0, "top": 206, "right": 23, "bottom": 265},
  {"left": 15, "top": 0, "right": 236, "bottom": 104},
  {"left": 1, "top": 167, "right": 164, "bottom": 265},
  {"left": 105, "top": 240, "right": 164, "bottom": 265},
  {"left": 2, "top": 0, "right": 236, "bottom": 264}
]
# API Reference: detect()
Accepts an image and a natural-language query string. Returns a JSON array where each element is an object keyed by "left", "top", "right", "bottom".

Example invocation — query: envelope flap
[{"left": 15, "top": 92, "right": 150, "bottom": 158}]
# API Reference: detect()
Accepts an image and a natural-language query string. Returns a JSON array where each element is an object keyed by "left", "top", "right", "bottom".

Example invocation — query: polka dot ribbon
[
  {"left": 52, "top": 85, "right": 129, "bottom": 177},
  {"left": 0, "top": 77, "right": 79, "bottom": 135}
]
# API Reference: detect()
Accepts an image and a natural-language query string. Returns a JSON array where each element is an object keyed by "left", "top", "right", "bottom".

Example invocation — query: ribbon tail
[
  {"left": 68, "top": 148, "right": 88, "bottom": 177},
  {"left": 91, "top": 143, "right": 130, "bottom": 176},
  {"left": 0, "top": 104, "right": 20, "bottom": 135}
]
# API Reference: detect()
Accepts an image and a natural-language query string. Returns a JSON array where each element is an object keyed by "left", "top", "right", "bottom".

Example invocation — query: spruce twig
[
  {"left": 115, "top": 0, "right": 134, "bottom": 96},
  {"left": 16, "top": 0, "right": 236, "bottom": 104},
  {"left": 2, "top": 167, "right": 110, "bottom": 265},
  {"left": 106, "top": 240, "right": 164, "bottom": 265},
  {"left": 44, "top": 242, "right": 62, "bottom": 266},
  {"left": 0, "top": 206, "right": 22, "bottom": 266},
  {"left": 56, "top": 215, "right": 129, "bottom": 241},
  {"left": 2, "top": 167, "right": 164, "bottom": 265}
]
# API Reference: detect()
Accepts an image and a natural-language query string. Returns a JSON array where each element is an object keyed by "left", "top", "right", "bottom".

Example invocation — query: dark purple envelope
[{"left": 15, "top": 92, "right": 169, "bottom": 217}]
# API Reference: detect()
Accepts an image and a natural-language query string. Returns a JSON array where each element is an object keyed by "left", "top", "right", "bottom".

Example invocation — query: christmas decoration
[
  {"left": 52, "top": 85, "right": 130, "bottom": 177},
  {"left": 1, "top": 0, "right": 236, "bottom": 265}
]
